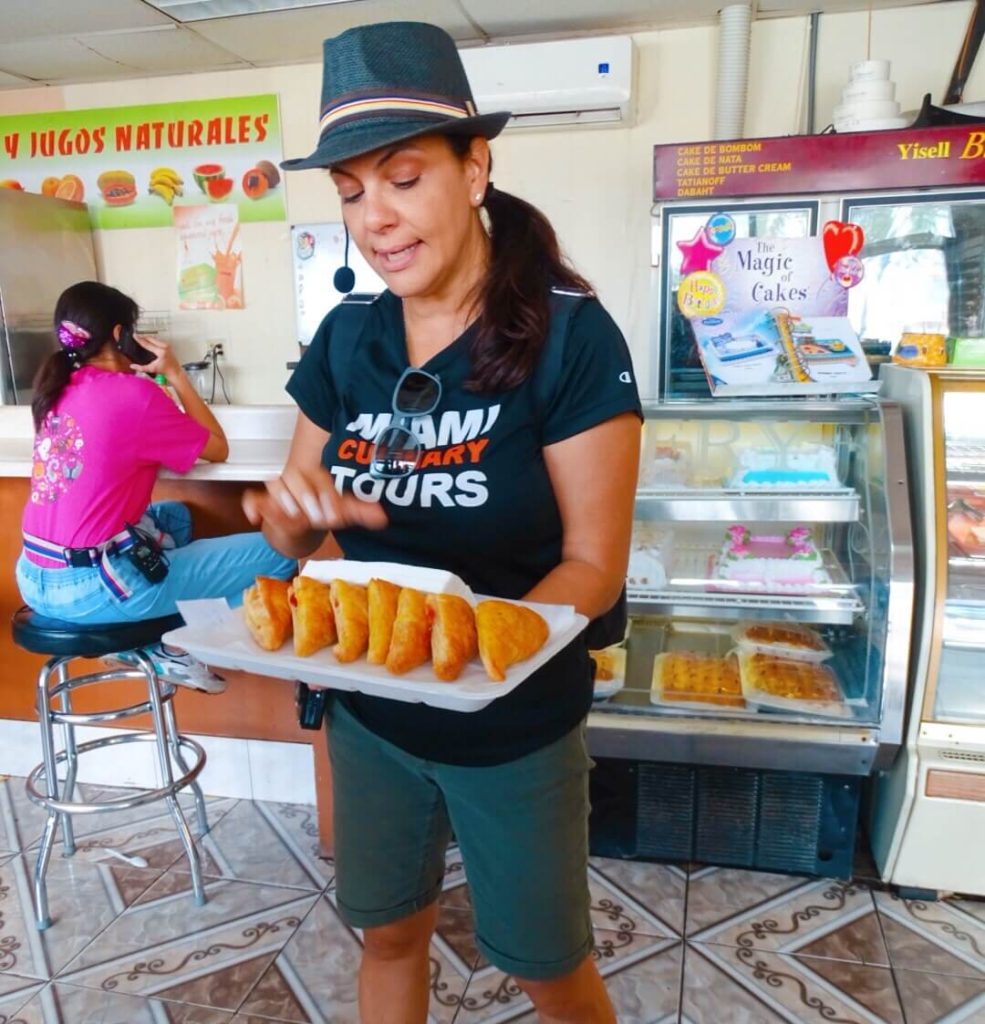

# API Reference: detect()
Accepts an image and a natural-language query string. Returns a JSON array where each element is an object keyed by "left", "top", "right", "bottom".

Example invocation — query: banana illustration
[
  {"left": 149, "top": 181, "right": 176, "bottom": 205},
  {"left": 150, "top": 166, "right": 183, "bottom": 188}
]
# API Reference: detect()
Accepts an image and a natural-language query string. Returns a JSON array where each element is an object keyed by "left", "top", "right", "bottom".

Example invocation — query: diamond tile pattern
[{"left": 0, "top": 775, "right": 983, "bottom": 1022}]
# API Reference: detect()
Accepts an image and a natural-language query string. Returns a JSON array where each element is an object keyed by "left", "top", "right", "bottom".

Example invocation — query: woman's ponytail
[
  {"left": 470, "top": 184, "right": 592, "bottom": 392},
  {"left": 447, "top": 136, "right": 592, "bottom": 393}
]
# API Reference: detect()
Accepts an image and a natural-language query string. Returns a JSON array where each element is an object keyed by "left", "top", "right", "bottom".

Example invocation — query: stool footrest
[{"left": 26, "top": 732, "right": 206, "bottom": 815}]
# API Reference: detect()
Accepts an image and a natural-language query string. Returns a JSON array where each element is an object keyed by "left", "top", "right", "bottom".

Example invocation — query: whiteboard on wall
[{"left": 291, "top": 222, "right": 384, "bottom": 346}]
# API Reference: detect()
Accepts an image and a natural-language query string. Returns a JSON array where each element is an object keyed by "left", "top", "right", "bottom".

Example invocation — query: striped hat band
[{"left": 319, "top": 94, "right": 477, "bottom": 134}]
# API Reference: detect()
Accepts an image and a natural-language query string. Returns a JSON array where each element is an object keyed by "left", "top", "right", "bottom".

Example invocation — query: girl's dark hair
[
  {"left": 447, "top": 136, "right": 593, "bottom": 392},
  {"left": 32, "top": 281, "right": 139, "bottom": 430}
]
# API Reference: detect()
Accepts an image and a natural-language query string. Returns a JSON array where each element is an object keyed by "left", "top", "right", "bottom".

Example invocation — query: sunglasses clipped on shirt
[{"left": 369, "top": 367, "right": 442, "bottom": 480}]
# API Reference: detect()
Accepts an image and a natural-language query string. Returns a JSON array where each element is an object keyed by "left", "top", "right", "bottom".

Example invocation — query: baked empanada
[
  {"left": 367, "top": 578, "right": 401, "bottom": 665},
  {"left": 385, "top": 587, "right": 432, "bottom": 675},
  {"left": 244, "top": 576, "right": 293, "bottom": 651},
  {"left": 428, "top": 593, "right": 477, "bottom": 682},
  {"left": 288, "top": 576, "right": 336, "bottom": 657},
  {"left": 330, "top": 579, "right": 369, "bottom": 663},
  {"left": 475, "top": 599, "right": 549, "bottom": 682}
]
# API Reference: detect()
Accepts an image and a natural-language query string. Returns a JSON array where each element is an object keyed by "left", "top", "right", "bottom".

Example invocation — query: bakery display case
[
  {"left": 869, "top": 365, "right": 985, "bottom": 897},
  {"left": 587, "top": 398, "right": 914, "bottom": 877}
]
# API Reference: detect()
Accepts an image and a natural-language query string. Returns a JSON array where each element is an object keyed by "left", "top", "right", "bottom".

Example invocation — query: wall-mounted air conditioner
[{"left": 460, "top": 36, "right": 636, "bottom": 130}]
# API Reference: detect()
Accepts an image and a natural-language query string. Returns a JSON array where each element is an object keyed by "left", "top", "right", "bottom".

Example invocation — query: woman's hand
[
  {"left": 130, "top": 333, "right": 184, "bottom": 384},
  {"left": 243, "top": 462, "right": 387, "bottom": 558}
]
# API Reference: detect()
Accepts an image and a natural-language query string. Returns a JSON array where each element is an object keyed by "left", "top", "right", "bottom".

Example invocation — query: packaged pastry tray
[
  {"left": 164, "top": 560, "right": 587, "bottom": 714},
  {"left": 650, "top": 651, "right": 746, "bottom": 712},
  {"left": 731, "top": 621, "right": 832, "bottom": 663},
  {"left": 591, "top": 644, "right": 626, "bottom": 700},
  {"left": 737, "top": 650, "right": 850, "bottom": 719}
]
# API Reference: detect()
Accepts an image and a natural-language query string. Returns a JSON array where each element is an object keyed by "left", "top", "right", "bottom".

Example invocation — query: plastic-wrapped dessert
[
  {"left": 732, "top": 621, "right": 831, "bottom": 663},
  {"left": 728, "top": 444, "right": 840, "bottom": 489},
  {"left": 947, "top": 498, "right": 985, "bottom": 557},
  {"left": 590, "top": 645, "right": 626, "bottom": 700},
  {"left": 627, "top": 524, "right": 672, "bottom": 589},
  {"left": 651, "top": 651, "right": 744, "bottom": 708},
  {"left": 714, "top": 525, "right": 830, "bottom": 591},
  {"left": 640, "top": 442, "right": 691, "bottom": 487},
  {"left": 738, "top": 651, "right": 845, "bottom": 717}
]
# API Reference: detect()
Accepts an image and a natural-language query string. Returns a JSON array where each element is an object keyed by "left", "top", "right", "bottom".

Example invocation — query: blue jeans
[{"left": 16, "top": 501, "right": 296, "bottom": 624}]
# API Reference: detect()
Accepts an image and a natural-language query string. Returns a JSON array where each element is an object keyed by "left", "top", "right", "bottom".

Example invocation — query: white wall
[{"left": 1, "top": 1, "right": 983, "bottom": 402}]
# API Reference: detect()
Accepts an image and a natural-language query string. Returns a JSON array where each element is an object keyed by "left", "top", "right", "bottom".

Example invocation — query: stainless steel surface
[
  {"left": 586, "top": 713, "right": 879, "bottom": 774},
  {"left": 635, "top": 488, "right": 860, "bottom": 522},
  {"left": 873, "top": 400, "right": 915, "bottom": 767},
  {"left": 0, "top": 190, "right": 97, "bottom": 405}
]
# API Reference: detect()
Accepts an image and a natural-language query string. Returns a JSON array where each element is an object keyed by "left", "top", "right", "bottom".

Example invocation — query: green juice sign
[{"left": 0, "top": 94, "right": 286, "bottom": 229}]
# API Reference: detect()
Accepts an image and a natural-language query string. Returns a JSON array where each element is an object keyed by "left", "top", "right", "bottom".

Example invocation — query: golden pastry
[
  {"left": 744, "top": 653, "right": 840, "bottom": 702},
  {"left": 385, "top": 587, "right": 432, "bottom": 675},
  {"left": 739, "top": 622, "right": 826, "bottom": 652},
  {"left": 475, "top": 599, "right": 549, "bottom": 682},
  {"left": 653, "top": 651, "right": 744, "bottom": 707},
  {"left": 288, "top": 576, "right": 336, "bottom": 657},
  {"left": 244, "top": 576, "right": 292, "bottom": 651},
  {"left": 330, "top": 579, "right": 369, "bottom": 663},
  {"left": 367, "top": 578, "right": 401, "bottom": 665},
  {"left": 428, "top": 593, "right": 478, "bottom": 681}
]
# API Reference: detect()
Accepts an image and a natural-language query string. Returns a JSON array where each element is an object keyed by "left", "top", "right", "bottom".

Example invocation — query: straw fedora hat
[{"left": 281, "top": 21, "right": 511, "bottom": 171}]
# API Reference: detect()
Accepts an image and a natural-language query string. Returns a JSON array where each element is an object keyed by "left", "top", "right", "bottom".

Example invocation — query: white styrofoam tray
[{"left": 164, "top": 560, "right": 587, "bottom": 713}]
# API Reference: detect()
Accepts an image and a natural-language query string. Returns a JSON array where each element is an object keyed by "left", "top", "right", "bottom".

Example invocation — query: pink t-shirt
[{"left": 22, "top": 367, "right": 210, "bottom": 548}]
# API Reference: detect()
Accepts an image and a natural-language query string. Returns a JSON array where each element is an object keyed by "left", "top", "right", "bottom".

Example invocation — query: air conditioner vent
[{"left": 940, "top": 749, "right": 985, "bottom": 763}]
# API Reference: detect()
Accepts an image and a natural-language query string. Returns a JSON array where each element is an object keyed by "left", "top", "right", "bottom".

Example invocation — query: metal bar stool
[{"left": 11, "top": 606, "right": 210, "bottom": 930}]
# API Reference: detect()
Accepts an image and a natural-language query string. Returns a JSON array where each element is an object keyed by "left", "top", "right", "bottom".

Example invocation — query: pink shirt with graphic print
[{"left": 22, "top": 366, "right": 209, "bottom": 549}]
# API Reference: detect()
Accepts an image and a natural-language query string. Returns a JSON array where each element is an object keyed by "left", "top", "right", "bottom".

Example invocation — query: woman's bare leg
[{"left": 358, "top": 901, "right": 439, "bottom": 1024}]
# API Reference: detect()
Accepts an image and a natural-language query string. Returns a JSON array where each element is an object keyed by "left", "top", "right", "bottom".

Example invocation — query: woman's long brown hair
[
  {"left": 32, "top": 281, "right": 139, "bottom": 430},
  {"left": 447, "top": 136, "right": 593, "bottom": 392}
]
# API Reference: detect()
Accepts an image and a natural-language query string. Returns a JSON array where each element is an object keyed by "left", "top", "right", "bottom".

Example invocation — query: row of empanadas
[{"left": 242, "top": 575, "right": 549, "bottom": 683}]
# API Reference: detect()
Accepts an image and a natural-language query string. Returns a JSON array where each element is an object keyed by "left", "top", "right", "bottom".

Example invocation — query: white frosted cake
[
  {"left": 728, "top": 444, "right": 840, "bottom": 489},
  {"left": 714, "top": 525, "right": 830, "bottom": 590}
]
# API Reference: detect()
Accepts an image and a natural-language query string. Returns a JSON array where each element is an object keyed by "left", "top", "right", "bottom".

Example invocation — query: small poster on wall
[
  {"left": 174, "top": 205, "right": 243, "bottom": 310},
  {"left": 677, "top": 215, "right": 877, "bottom": 396}
]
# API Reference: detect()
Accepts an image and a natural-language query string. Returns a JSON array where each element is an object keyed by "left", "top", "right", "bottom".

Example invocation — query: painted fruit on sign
[
  {"left": 54, "top": 175, "right": 84, "bottom": 202},
  {"left": 41, "top": 177, "right": 61, "bottom": 197},
  {"left": 0, "top": 179, "right": 24, "bottom": 190},
  {"left": 206, "top": 177, "right": 234, "bottom": 201},
  {"left": 193, "top": 162, "right": 225, "bottom": 192},
  {"left": 242, "top": 167, "right": 269, "bottom": 200}
]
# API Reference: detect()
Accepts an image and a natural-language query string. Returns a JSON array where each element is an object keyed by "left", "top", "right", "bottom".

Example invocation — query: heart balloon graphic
[{"left": 822, "top": 220, "right": 864, "bottom": 272}]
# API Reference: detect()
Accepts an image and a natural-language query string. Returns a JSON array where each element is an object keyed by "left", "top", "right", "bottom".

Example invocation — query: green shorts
[{"left": 326, "top": 698, "right": 595, "bottom": 981}]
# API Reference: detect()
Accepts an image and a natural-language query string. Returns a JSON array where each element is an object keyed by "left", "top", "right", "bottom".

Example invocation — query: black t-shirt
[{"left": 286, "top": 290, "right": 642, "bottom": 765}]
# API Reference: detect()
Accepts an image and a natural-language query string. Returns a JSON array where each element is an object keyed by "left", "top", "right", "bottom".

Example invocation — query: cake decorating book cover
[{"left": 689, "top": 308, "right": 873, "bottom": 397}]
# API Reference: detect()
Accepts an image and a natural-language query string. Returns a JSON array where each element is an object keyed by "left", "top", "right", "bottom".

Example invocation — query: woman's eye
[
  {"left": 340, "top": 191, "right": 363, "bottom": 205},
  {"left": 393, "top": 177, "right": 419, "bottom": 190}
]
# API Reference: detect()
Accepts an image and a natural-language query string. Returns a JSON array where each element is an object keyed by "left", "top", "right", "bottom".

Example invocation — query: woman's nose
[{"left": 361, "top": 186, "right": 397, "bottom": 233}]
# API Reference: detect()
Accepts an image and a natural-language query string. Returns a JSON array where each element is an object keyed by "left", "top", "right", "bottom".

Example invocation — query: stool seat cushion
[{"left": 11, "top": 606, "right": 184, "bottom": 658}]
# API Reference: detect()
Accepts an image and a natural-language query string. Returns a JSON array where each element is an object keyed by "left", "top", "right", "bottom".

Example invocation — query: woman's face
[{"left": 330, "top": 135, "right": 489, "bottom": 303}]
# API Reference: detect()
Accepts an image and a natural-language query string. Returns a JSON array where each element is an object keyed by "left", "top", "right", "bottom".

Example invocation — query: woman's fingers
[{"left": 264, "top": 466, "right": 388, "bottom": 532}]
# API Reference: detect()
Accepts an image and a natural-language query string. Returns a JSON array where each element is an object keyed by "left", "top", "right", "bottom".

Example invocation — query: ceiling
[{"left": 0, "top": 0, "right": 960, "bottom": 91}]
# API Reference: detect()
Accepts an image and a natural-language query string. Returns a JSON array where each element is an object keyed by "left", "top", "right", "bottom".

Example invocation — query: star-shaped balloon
[{"left": 677, "top": 227, "right": 724, "bottom": 274}]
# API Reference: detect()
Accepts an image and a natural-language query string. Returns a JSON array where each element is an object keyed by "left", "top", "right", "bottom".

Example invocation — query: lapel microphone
[{"left": 333, "top": 226, "right": 356, "bottom": 294}]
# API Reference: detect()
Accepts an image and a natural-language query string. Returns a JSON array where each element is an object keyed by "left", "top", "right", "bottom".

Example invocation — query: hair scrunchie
[{"left": 57, "top": 320, "right": 90, "bottom": 349}]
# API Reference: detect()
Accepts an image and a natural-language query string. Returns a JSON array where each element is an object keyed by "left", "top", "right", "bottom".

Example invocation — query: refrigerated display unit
[
  {"left": 586, "top": 398, "right": 913, "bottom": 879},
  {"left": 869, "top": 365, "right": 985, "bottom": 897}
]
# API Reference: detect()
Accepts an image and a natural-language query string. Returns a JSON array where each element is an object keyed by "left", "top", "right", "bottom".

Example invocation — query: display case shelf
[
  {"left": 628, "top": 543, "right": 864, "bottom": 625},
  {"left": 635, "top": 488, "right": 860, "bottom": 523}
]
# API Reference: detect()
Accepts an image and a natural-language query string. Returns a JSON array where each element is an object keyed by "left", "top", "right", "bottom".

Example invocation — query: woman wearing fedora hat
[{"left": 245, "top": 20, "right": 641, "bottom": 1023}]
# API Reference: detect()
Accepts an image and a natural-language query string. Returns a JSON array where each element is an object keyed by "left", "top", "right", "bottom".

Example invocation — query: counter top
[{"left": 0, "top": 404, "right": 296, "bottom": 481}]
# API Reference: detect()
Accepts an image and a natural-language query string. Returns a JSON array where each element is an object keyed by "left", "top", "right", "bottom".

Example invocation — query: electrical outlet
[{"left": 212, "top": 342, "right": 224, "bottom": 359}]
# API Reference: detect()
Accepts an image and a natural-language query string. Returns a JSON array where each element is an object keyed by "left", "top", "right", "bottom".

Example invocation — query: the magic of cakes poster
[{"left": 676, "top": 216, "right": 877, "bottom": 397}]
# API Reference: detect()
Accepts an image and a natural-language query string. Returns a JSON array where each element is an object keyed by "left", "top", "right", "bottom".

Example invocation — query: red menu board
[{"left": 654, "top": 125, "right": 985, "bottom": 200}]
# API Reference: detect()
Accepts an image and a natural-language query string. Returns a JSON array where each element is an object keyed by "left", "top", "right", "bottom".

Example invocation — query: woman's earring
[{"left": 474, "top": 192, "right": 483, "bottom": 204}]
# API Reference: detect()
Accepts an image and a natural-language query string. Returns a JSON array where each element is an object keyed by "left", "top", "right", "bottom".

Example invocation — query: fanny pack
[{"left": 22, "top": 521, "right": 168, "bottom": 600}]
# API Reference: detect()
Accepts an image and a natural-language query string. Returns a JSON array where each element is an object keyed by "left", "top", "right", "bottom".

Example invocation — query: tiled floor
[{"left": 1, "top": 774, "right": 983, "bottom": 1023}]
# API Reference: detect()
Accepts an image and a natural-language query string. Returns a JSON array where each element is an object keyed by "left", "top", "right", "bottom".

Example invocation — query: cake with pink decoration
[{"left": 713, "top": 525, "right": 830, "bottom": 590}]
